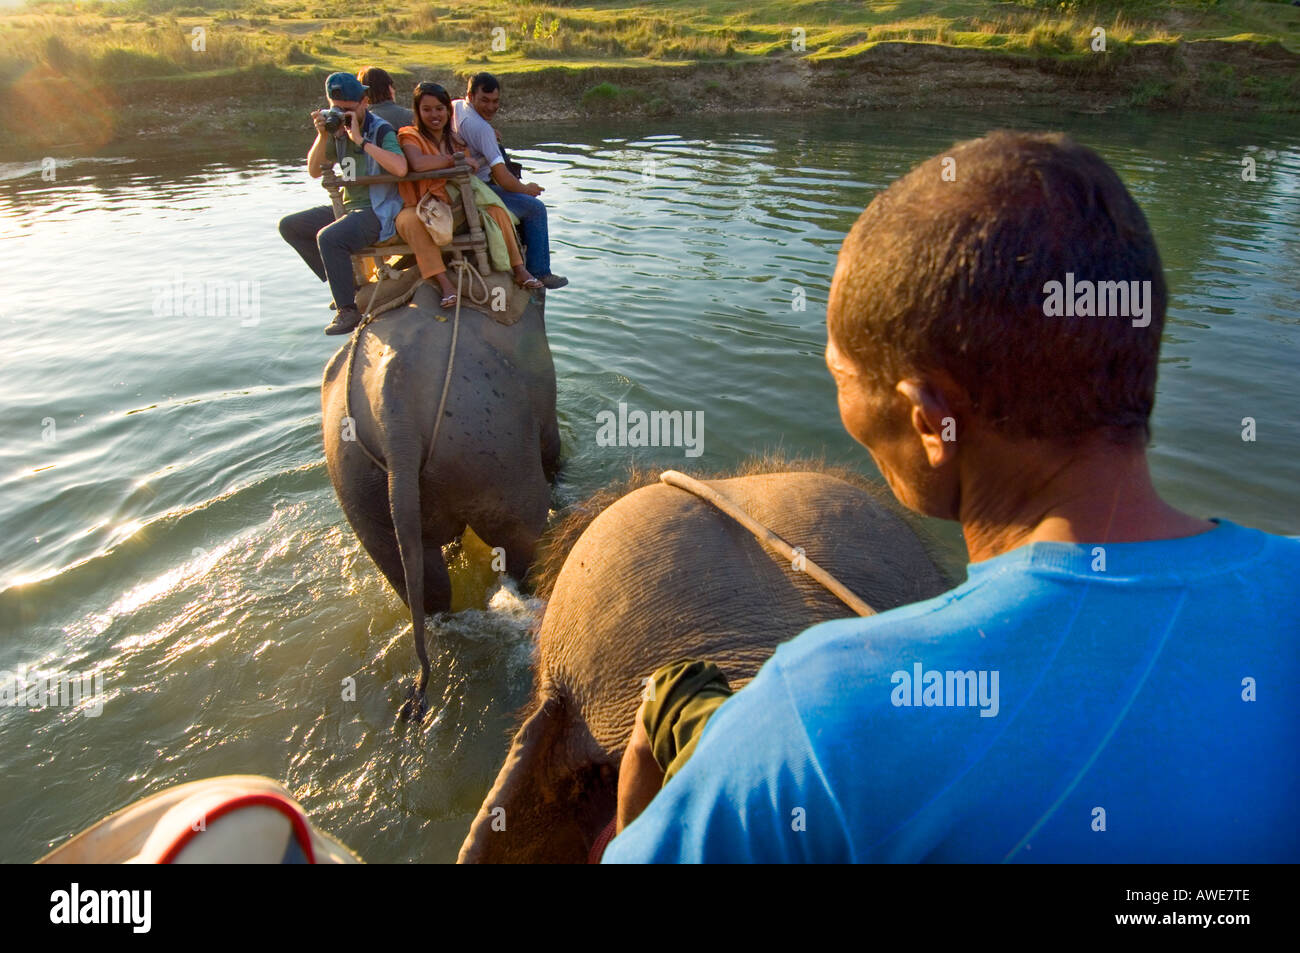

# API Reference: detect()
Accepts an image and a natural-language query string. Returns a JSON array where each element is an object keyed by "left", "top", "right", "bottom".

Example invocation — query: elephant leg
[
  {"left": 473, "top": 511, "right": 545, "bottom": 585},
  {"left": 342, "top": 488, "right": 407, "bottom": 605},
  {"left": 465, "top": 460, "right": 550, "bottom": 584},
  {"left": 421, "top": 538, "right": 453, "bottom": 616},
  {"left": 540, "top": 415, "right": 561, "bottom": 483},
  {"left": 342, "top": 487, "right": 429, "bottom": 722},
  {"left": 419, "top": 506, "right": 460, "bottom": 614}
]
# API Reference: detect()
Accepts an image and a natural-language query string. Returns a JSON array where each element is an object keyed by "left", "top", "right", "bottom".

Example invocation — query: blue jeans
[
  {"left": 278, "top": 205, "right": 380, "bottom": 310},
  {"left": 487, "top": 185, "right": 551, "bottom": 277}
]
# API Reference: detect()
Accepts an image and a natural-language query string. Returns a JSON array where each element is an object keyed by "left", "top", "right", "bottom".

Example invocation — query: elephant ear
[{"left": 459, "top": 694, "right": 591, "bottom": 863}]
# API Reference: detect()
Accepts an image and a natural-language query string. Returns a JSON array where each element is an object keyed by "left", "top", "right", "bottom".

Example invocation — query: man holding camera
[{"left": 279, "top": 72, "right": 409, "bottom": 335}]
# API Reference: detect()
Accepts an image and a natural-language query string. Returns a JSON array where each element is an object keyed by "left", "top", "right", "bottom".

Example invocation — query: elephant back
[{"left": 536, "top": 470, "right": 950, "bottom": 758}]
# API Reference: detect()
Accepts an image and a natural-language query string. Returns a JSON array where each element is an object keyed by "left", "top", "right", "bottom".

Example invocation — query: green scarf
[{"left": 445, "top": 177, "right": 521, "bottom": 274}]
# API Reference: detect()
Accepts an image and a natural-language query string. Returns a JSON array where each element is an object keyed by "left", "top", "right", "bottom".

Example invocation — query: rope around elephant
[
  {"left": 658, "top": 469, "right": 876, "bottom": 617},
  {"left": 341, "top": 259, "right": 485, "bottom": 474}
]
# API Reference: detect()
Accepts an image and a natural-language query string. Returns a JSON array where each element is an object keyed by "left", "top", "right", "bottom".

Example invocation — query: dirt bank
[{"left": 7, "top": 39, "right": 1297, "bottom": 157}]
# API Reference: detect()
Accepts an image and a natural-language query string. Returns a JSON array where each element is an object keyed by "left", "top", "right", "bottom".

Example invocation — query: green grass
[
  {"left": 1, "top": 0, "right": 1296, "bottom": 150},
  {"left": 3, "top": 0, "right": 1297, "bottom": 90}
]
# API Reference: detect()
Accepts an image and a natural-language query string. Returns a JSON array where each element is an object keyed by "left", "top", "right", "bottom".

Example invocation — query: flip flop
[
  {"left": 514, "top": 275, "right": 544, "bottom": 290},
  {"left": 440, "top": 293, "right": 458, "bottom": 309}
]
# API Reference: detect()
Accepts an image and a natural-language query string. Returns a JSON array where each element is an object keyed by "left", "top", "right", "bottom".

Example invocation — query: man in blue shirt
[
  {"left": 452, "top": 73, "right": 568, "bottom": 289},
  {"left": 604, "top": 131, "right": 1299, "bottom": 863}
]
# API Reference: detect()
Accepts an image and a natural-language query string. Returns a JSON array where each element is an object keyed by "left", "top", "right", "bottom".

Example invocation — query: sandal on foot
[
  {"left": 513, "top": 274, "right": 544, "bottom": 290},
  {"left": 440, "top": 292, "right": 458, "bottom": 309}
]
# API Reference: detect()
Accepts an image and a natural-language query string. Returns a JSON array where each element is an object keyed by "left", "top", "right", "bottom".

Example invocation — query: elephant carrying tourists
[
  {"left": 317, "top": 104, "right": 562, "bottom": 721},
  {"left": 278, "top": 71, "right": 408, "bottom": 336},
  {"left": 321, "top": 275, "right": 560, "bottom": 723},
  {"left": 298, "top": 64, "right": 564, "bottom": 725}
]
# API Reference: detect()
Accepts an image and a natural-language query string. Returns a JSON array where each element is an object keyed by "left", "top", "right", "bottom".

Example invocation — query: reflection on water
[{"left": 0, "top": 108, "right": 1297, "bottom": 862}]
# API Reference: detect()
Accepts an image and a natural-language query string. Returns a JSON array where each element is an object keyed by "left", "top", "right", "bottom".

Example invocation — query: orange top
[{"left": 397, "top": 126, "right": 456, "bottom": 207}]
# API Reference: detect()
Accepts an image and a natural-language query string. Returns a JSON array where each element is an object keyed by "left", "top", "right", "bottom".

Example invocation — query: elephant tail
[{"left": 388, "top": 452, "right": 430, "bottom": 691}]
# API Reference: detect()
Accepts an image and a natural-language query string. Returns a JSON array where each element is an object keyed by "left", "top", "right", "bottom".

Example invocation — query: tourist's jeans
[
  {"left": 487, "top": 185, "right": 551, "bottom": 277},
  {"left": 278, "top": 205, "right": 380, "bottom": 310}
]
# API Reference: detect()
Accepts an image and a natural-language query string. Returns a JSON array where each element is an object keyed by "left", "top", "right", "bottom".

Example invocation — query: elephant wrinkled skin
[
  {"left": 321, "top": 282, "right": 560, "bottom": 720},
  {"left": 459, "top": 468, "right": 951, "bottom": 862}
]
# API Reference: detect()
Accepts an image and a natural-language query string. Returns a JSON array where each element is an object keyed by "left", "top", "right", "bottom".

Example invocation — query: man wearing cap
[
  {"left": 453, "top": 72, "right": 568, "bottom": 289},
  {"left": 278, "top": 71, "right": 409, "bottom": 335}
]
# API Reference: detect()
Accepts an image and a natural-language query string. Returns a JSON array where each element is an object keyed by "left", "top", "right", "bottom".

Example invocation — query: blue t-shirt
[{"left": 604, "top": 520, "right": 1300, "bottom": 863}]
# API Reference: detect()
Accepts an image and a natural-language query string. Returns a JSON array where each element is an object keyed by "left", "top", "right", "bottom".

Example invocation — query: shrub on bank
[
  {"left": 581, "top": 81, "right": 645, "bottom": 112},
  {"left": 96, "top": 46, "right": 184, "bottom": 76}
]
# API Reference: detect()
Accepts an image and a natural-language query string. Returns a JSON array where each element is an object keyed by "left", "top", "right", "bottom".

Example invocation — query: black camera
[{"left": 321, "top": 107, "right": 348, "bottom": 134}]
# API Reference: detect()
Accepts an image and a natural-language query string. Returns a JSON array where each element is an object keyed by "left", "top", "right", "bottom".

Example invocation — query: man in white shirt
[{"left": 452, "top": 73, "right": 568, "bottom": 289}]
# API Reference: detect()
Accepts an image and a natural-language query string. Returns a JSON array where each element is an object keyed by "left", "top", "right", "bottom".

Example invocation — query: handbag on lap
[{"left": 415, "top": 191, "right": 454, "bottom": 246}]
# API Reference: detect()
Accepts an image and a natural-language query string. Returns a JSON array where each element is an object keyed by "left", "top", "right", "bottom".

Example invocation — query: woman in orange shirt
[{"left": 395, "top": 82, "right": 542, "bottom": 309}]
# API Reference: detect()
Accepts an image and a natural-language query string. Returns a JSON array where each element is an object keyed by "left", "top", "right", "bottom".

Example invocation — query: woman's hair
[
  {"left": 357, "top": 66, "right": 396, "bottom": 103},
  {"left": 412, "top": 82, "right": 455, "bottom": 155}
]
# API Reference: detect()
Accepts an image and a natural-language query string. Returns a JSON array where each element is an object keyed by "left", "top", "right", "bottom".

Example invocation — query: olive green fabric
[{"left": 641, "top": 659, "right": 734, "bottom": 785}]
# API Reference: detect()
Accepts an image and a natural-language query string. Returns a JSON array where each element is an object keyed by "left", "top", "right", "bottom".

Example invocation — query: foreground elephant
[
  {"left": 322, "top": 282, "right": 560, "bottom": 719},
  {"left": 458, "top": 467, "right": 951, "bottom": 862}
]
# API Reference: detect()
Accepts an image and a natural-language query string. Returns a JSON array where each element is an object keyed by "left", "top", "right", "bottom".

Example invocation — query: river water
[{"left": 1, "top": 108, "right": 1297, "bottom": 863}]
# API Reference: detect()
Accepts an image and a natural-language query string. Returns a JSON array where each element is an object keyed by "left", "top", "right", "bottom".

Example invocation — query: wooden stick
[
  {"left": 454, "top": 169, "right": 492, "bottom": 277},
  {"left": 659, "top": 470, "right": 875, "bottom": 617},
  {"left": 321, "top": 158, "right": 476, "bottom": 188}
]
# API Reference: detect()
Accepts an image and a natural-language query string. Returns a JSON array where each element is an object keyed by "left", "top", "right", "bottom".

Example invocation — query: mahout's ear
[{"left": 896, "top": 377, "right": 959, "bottom": 468}]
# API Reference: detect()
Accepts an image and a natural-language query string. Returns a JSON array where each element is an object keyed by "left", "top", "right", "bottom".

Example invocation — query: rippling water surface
[{"left": 1, "top": 108, "right": 1297, "bottom": 862}]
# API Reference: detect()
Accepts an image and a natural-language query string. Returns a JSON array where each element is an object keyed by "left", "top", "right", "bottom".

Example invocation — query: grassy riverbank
[{"left": 3, "top": 0, "right": 1299, "bottom": 154}]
